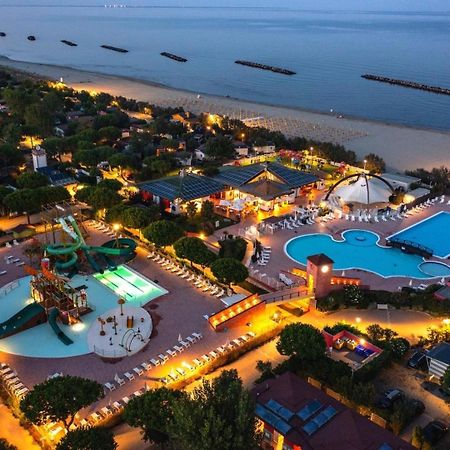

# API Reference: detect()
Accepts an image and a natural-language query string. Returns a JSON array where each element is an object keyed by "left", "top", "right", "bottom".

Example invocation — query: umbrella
[
  {"left": 441, "top": 277, "right": 446, "bottom": 284},
  {"left": 409, "top": 279, "right": 413, "bottom": 286},
  {"left": 178, "top": 333, "right": 182, "bottom": 342},
  {"left": 341, "top": 271, "right": 345, "bottom": 277}
]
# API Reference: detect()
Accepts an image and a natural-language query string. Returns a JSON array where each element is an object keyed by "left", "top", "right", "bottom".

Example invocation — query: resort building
[
  {"left": 426, "top": 342, "right": 450, "bottom": 379},
  {"left": 252, "top": 372, "right": 414, "bottom": 450},
  {"left": 139, "top": 162, "right": 318, "bottom": 214}
]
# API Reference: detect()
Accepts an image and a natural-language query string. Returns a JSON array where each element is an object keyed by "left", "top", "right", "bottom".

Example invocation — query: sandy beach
[{"left": 1, "top": 56, "right": 449, "bottom": 171}]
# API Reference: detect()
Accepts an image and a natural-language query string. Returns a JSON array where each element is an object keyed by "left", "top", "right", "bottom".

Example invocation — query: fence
[{"left": 261, "top": 287, "right": 311, "bottom": 304}]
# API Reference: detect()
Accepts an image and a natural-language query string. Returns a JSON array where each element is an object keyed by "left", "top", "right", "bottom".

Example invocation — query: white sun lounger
[
  {"left": 124, "top": 371, "right": 135, "bottom": 381},
  {"left": 133, "top": 367, "right": 144, "bottom": 376},
  {"left": 150, "top": 358, "right": 160, "bottom": 366},
  {"left": 114, "top": 374, "right": 125, "bottom": 386},
  {"left": 104, "top": 382, "right": 116, "bottom": 392}
]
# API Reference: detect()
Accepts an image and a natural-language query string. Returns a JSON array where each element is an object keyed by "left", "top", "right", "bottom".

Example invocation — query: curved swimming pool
[{"left": 285, "top": 230, "right": 450, "bottom": 279}]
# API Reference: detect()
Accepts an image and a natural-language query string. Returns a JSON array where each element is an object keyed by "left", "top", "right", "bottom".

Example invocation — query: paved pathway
[{"left": 0, "top": 402, "right": 40, "bottom": 450}]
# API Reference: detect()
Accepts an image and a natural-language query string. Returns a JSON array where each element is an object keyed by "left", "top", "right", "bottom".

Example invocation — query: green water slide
[
  {"left": 48, "top": 308, "right": 73, "bottom": 345},
  {"left": 0, "top": 303, "right": 46, "bottom": 339}
]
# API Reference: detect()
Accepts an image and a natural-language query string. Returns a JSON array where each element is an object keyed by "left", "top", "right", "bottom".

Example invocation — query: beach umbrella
[
  {"left": 178, "top": 333, "right": 182, "bottom": 342},
  {"left": 341, "top": 271, "right": 345, "bottom": 277},
  {"left": 441, "top": 277, "right": 446, "bottom": 284},
  {"left": 409, "top": 279, "right": 413, "bottom": 286}
]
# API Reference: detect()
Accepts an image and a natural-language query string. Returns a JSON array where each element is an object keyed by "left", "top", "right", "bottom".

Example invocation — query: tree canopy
[
  {"left": 210, "top": 258, "right": 248, "bottom": 286},
  {"left": 173, "top": 237, "right": 216, "bottom": 267},
  {"left": 218, "top": 237, "right": 247, "bottom": 261},
  {"left": 56, "top": 427, "right": 117, "bottom": 450},
  {"left": 16, "top": 171, "right": 49, "bottom": 189},
  {"left": 205, "top": 135, "right": 234, "bottom": 159},
  {"left": 142, "top": 220, "right": 184, "bottom": 247},
  {"left": 277, "top": 323, "right": 326, "bottom": 361},
  {"left": 123, "top": 387, "right": 184, "bottom": 446},
  {"left": 75, "top": 186, "right": 122, "bottom": 210},
  {"left": 20, "top": 376, "right": 104, "bottom": 431},
  {"left": 0, "top": 439, "right": 17, "bottom": 450}
]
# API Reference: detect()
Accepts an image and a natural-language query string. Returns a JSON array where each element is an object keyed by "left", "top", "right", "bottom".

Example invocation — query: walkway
[{"left": 0, "top": 401, "right": 40, "bottom": 450}]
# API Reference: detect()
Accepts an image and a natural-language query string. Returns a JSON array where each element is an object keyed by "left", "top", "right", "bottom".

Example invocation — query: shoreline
[{"left": 1, "top": 56, "right": 449, "bottom": 171}]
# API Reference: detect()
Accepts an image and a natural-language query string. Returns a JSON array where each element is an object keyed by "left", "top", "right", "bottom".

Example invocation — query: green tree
[
  {"left": 3, "top": 87, "right": 38, "bottom": 117},
  {"left": 218, "top": 237, "right": 248, "bottom": 261},
  {"left": 38, "top": 186, "right": 71, "bottom": 205},
  {"left": 16, "top": 171, "right": 49, "bottom": 189},
  {"left": 108, "top": 153, "right": 136, "bottom": 177},
  {"left": 143, "top": 157, "right": 172, "bottom": 177},
  {"left": 142, "top": 220, "right": 184, "bottom": 247},
  {"left": 98, "top": 126, "right": 122, "bottom": 142},
  {"left": 185, "top": 202, "right": 197, "bottom": 219},
  {"left": 20, "top": 376, "right": 104, "bottom": 431},
  {"left": 0, "top": 438, "right": 17, "bottom": 450},
  {"left": 277, "top": 323, "right": 326, "bottom": 361},
  {"left": 171, "top": 370, "right": 260, "bottom": 450},
  {"left": 97, "top": 178, "right": 122, "bottom": 191},
  {"left": 89, "top": 187, "right": 122, "bottom": 210},
  {"left": 0, "top": 185, "right": 13, "bottom": 214},
  {"left": 123, "top": 387, "right": 184, "bottom": 447},
  {"left": 0, "top": 143, "right": 23, "bottom": 168},
  {"left": 56, "top": 426, "right": 117, "bottom": 450},
  {"left": 104, "top": 204, "right": 129, "bottom": 224},
  {"left": 24, "top": 102, "right": 53, "bottom": 136},
  {"left": 363, "top": 153, "right": 385, "bottom": 173},
  {"left": 174, "top": 237, "right": 216, "bottom": 267},
  {"left": 205, "top": 135, "right": 234, "bottom": 159},
  {"left": 366, "top": 324, "right": 385, "bottom": 342},
  {"left": 3, "top": 189, "right": 39, "bottom": 223},
  {"left": 210, "top": 258, "right": 248, "bottom": 286},
  {"left": 200, "top": 200, "right": 214, "bottom": 220},
  {"left": 122, "top": 207, "right": 155, "bottom": 229},
  {"left": 411, "top": 426, "right": 424, "bottom": 449}
]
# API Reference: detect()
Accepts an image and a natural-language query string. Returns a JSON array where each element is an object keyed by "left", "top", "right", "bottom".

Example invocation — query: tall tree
[
  {"left": 123, "top": 387, "right": 184, "bottom": 447},
  {"left": 171, "top": 370, "right": 260, "bottom": 450},
  {"left": 277, "top": 323, "right": 326, "bottom": 361},
  {"left": 173, "top": 237, "right": 216, "bottom": 267},
  {"left": 56, "top": 426, "right": 117, "bottom": 450},
  {"left": 16, "top": 171, "right": 49, "bottom": 189},
  {"left": 20, "top": 376, "right": 104, "bottom": 431},
  {"left": 3, "top": 189, "right": 39, "bottom": 223},
  {"left": 142, "top": 220, "right": 184, "bottom": 247},
  {"left": 205, "top": 135, "right": 234, "bottom": 159},
  {"left": 210, "top": 258, "right": 248, "bottom": 286}
]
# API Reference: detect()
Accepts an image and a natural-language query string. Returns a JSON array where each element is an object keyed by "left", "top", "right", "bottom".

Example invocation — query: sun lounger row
[
  {"left": 103, "top": 332, "right": 204, "bottom": 392},
  {"left": 4, "top": 239, "right": 21, "bottom": 248},
  {"left": 0, "top": 362, "right": 29, "bottom": 399},
  {"left": 160, "top": 332, "right": 256, "bottom": 385},
  {"left": 148, "top": 251, "right": 226, "bottom": 297}
]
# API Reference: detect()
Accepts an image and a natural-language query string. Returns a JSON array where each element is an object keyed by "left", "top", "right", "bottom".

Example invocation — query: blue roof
[
  {"left": 265, "top": 399, "right": 295, "bottom": 422},
  {"left": 297, "top": 399, "right": 323, "bottom": 421},
  {"left": 37, "top": 167, "right": 75, "bottom": 186},
  {"left": 140, "top": 173, "right": 224, "bottom": 201},
  {"left": 214, "top": 162, "right": 318, "bottom": 189},
  {"left": 302, "top": 405, "right": 338, "bottom": 436},
  {"left": 255, "top": 404, "right": 292, "bottom": 436}
]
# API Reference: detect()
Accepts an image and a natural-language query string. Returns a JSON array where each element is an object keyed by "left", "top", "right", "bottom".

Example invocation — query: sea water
[{"left": 1, "top": 2, "right": 450, "bottom": 129}]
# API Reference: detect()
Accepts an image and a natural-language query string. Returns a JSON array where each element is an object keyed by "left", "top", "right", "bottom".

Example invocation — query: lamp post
[
  {"left": 309, "top": 146, "right": 314, "bottom": 166},
  {"left": 363, "top": 159, "right": 367, "bottom": 171},
  {"left": 113, "top": 223, "right": 121, "bottom": 248},
  {"left": 118, "top": 298, "right": 126, "bottom": 316}
]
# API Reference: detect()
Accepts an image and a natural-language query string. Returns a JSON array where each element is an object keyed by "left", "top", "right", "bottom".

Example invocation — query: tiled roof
[
  {"left": 140, "top": 173, "right": 223, "bottom": 201},
  {"left": 239, "top": 179, "right": 293, "bottom": 201}
]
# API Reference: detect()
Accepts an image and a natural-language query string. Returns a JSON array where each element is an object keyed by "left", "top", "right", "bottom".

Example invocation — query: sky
[{"left": 4, "top": 1, "right": 450, "bottom": 11}]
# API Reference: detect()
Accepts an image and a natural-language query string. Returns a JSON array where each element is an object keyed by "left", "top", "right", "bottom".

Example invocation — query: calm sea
[{"left": 1, "top": 5, "right": 450, "bottom": 130}]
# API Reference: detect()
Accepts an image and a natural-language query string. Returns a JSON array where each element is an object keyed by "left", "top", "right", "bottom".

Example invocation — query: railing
[
  {"left": 93, "top": 345, "right": 128, "bottom": 358},
  {"left": 261, "top": 287, "right": 310, "bottom": 304},
  {"left": 387, "top": 237, "right": 433, "bottom": 257}
]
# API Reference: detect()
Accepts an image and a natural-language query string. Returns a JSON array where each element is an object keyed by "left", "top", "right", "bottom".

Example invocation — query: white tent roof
[{"left": 335, "top": 175, "right": 392, "bottom": 205}]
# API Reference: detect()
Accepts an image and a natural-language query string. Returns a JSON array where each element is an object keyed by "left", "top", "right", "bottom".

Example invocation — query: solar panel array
[
  {"left": 214, "top": 165, "right": 264, "bottom": 187},
  {"left": 265, "top": 399, "right": 295, "bottom": 422},
  {"left": 140, "top": 175, "right": 224, "bottom": 201},
  {"left": 296, "top": 399, "right": 322, "bottom": 421},
  {"left": 269, "top": 163, "right": 318, "bottom": 188},
  {"left": 255, "top": 403, "right": 292, "bottom": 436},
  {"left": 302, "top": 405, "right": 338, "bottom": 436}
]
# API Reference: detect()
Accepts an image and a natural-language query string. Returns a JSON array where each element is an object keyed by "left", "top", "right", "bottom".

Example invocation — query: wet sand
[{"left": 1, "top": 56, "right": 449, "bottom": 171}]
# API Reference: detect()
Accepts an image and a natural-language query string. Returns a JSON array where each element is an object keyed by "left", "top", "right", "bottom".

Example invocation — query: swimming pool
[
  {"left": 285, "top": 230, "right": 450, "bottom": 279},
  {"left": 93, "top": 265, "right": 168, "bottom": 304},
  {"left": 388, "top": 212, "right": 450, "bottom": 258}
]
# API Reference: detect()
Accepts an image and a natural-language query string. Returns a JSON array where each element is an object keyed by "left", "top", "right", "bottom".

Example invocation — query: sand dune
[{"left": 1, "top": 56, "right": 449, "bottom": 171}]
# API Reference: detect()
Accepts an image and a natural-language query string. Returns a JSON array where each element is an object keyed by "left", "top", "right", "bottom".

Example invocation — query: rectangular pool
[
  {"left": 388, "top": 211, "right": 450, "bottom": 258},
  {"left": 93, "top": 265, "right": 168, "bottom": 304}
]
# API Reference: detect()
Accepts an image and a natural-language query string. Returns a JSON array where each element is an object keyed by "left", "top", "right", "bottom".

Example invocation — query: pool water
[
  {"left": 388, "top": 212, "right": 450, "bottom": 258},
  {"left": 285, "top": 230, "right": 450, "bottom": 279},
  {"left": 93, "top": 265, "right": 167, "bottom": 304}
]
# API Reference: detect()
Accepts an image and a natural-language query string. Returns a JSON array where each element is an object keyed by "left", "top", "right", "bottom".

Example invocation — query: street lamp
[
  {"left": 309, "top": 147, "right": 314, "bottom": 166},
  {"left": 363, "top": 159, "right": 367, "bottom": 171},
  {"left": 113, "top": 223, "right": 121, "bottom": 248}
]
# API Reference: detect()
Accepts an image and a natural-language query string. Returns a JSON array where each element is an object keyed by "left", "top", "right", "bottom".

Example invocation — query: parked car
[
  {"left": 407, "top": 351, "right": 427, "bottom": 369},
  {"left": 410, "top": 399, "right": 425, "bottom": 416},
  {"left": 376, "top": 388, "right": 404, "bottom": 409},
  {"left": 423, "top": 420, "right": 448, "bottom": 444}
]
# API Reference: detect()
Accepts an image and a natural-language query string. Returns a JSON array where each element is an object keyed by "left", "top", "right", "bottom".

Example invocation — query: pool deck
[
  {"left": 0, "top": 224, "right": 254, "bottom": 412},
  {"left": 212, "top": 197, "right": 450, "bottom": 292}
]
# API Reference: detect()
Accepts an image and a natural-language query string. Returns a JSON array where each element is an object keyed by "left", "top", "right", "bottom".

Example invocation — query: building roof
[
  {"left": 335, "top": 175, "right": 392, "bottom": 205},
  {"left": 37, "top": 167, "right": 75, "bottom": 186},
  {"left": 307, "top": 254, "right": 334, "bottom": 266},
  {"left": 382, "top": 172, "right": 421, "bottom": 185},
  {"left": 239, "top": 179, "right": 293, "bottom": 201},
  {"left": 434, "top": 285, "right": 450, "bottom": 301},
  {"left": 252, "top": 372, "right": 414, "bottom": 450},
  {"left": 139, "top": 172, "right": 224, "bottom": 202},
  {"left": 427, "top": 342, "right": 450, "bottom": 365},
  {"left": 214, "top": 162, "right": 318, "bottom": 189}
]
